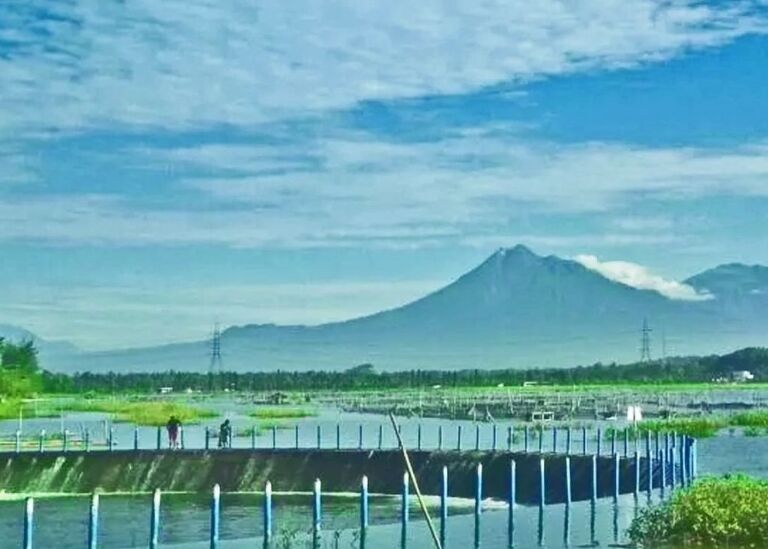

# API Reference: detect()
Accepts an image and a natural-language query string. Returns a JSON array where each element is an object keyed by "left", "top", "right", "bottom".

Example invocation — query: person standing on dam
[
  {"left": 219, "top": 419, "right": 232, "bottom": 448},
  {"left": 166, "top": 416, "right": 182, "bottom": 450}
]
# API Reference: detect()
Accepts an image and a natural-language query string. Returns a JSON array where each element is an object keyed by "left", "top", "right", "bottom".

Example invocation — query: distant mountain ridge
[{"left": 40, "top": 246, "right": 768, "bottom": 372}]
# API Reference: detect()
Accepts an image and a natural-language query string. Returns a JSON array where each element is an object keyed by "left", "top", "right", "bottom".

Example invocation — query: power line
[{"left": 640, "top": 318, "right": 652, "bottom": 362}]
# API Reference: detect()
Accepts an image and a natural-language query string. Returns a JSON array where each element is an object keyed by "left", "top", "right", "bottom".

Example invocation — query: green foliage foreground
[
  {"left": 62, "top": 399, "right": 218, "bottom": 426},
  {"left": 628, "top": 476, "right": 768, "bottom": 548}
]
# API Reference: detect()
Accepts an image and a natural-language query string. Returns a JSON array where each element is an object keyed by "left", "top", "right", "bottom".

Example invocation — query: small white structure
[
  {"left": 158, "top": 386, "right": 173, "bottom": 394},
  {"left": 626, "top": 405, "right": 643, "bottom": 422},
  {"left": 731, "top": 370, "right": 755, "bottom": 383}
]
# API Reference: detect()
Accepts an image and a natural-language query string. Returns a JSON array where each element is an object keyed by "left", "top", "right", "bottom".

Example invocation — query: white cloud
[
  {"left": 1, "top": 1, "right": 766, "bottom": 136},
  {"left": 574, "top": 254, "right": 713, "bottom": 300}
]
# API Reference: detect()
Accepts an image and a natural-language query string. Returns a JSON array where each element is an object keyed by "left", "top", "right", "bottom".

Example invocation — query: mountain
[
  {"left": 0, "top": 324, "right": 80, "bottom": 364},
  {"left": 49, "top": 246, "right": 768, "bottom": 373}
]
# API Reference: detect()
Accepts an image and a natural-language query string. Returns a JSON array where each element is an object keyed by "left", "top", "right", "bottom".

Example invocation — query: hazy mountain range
[{"left": 5, "top": 245, "right": 768, "bottom": 373}]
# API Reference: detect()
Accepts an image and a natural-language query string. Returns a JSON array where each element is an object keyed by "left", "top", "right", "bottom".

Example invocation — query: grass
[
  {"left": 730, "top": 411, "right": 768, "bottom": 428},
  {"left": 57, "top": 398, "right": 218, "bottom": 426},
  {"left": 248, "top": 407, "right": 317, "bottom": 420},
  {"left": 628, "top": 475, "right": 768, "bottom": 547}
]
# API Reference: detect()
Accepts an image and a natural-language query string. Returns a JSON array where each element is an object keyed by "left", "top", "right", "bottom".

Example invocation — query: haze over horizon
[{"left": 2, "top": 1, "right": 768, "bottom": 351}]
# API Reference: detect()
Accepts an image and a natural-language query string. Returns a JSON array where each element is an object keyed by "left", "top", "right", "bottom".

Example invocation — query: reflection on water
[{"left": 0, "top": 491, "right": 652, "bottom": 548}]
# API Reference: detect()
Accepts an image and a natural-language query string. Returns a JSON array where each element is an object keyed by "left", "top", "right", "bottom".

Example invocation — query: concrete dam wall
[{"left": 0, "top": 449, "right": 657, "bottom": 504}]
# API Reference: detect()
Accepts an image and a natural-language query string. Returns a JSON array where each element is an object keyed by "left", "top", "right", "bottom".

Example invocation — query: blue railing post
[
  {"left": 679, "top": 434, "right": 687, "bottom": 486},
  {"left": 134, "top": 428, "right": 139, "bottom": 451},
  {"left": 438, "top": 425, "right": 443, "bottom": 450},
  {"left": 538, "top": 427, "right": 543, "bottom": 453},
  {"left": 313, "top": 479, "right": 322, "bottom": 540},
  {"left": 475, "top": 424, "right": 480, "bottom": 451},
  {"left": 401, "top": 472, "right": 409, "bottom": 543},
  {"left": 565, "top": 456, "right": 572, "bottom": 505},
  {"left": 507, "top": 425, "right": 513, "bottom": 451},
  {"left": 317, "top": 425, "right": 322, "bottom": 449},
  {"left": 85, "top": 429, "right": 90, "bottom": 452},
  {"left": 508, "top": 459, "right": 516, "bottom": 519},
  {"left": 440, "top": 466, "right": 448, "bottom": 546},
  {"left": 15, "top": 430, "right": 21, "bottom": 454},
  {"left": 691, "top": 438, "right": 698, "bottom": 480},
  {"left": 524, "top": 425, "right": 529, "bottom": 453},
  {"left": 591, "top": 454, "right": 597, "bottom": 502},
  {"left": 210, "top": 484, "right": 220, "bottom": 549},
  {"left": 295, "top": 425, "right": 300, "bottom": 449},
  {"left": 634, "top": 451, "right": 640, "bottom": 497},
  {"left": 63, "top": 430, "right": 68, "bottom": 453},
  {"left": 360, "top": 476, "right": 369, "bottom": 531},
  {"left": 623, "top": 428, "right": 628, "bottom": 457},
  {"left": 552, "top": 427, "right": 557, "bottom": 453},
  {"left": 358, "top": 424, "right": 363, "bottom": 450},
  {"left": 417, "top": 424, "right": 422, "bottom": 450},
  {"left": 670, "top": 439, "right": 677, "bottom": 489},
  {"left": 492, "top": 424, "right": 497, "bottom": 451},
  {"left": 610, "top": 429, "right": 616, "bottom": 456},
  {"left": 38, "top": 430, "right": 45, "bottom": 453},
  {"left": 180, "top": 426, "right": 185, "bottom": 450},
  {"left": 646, "top": 431, "right": 652, "bottom": 495},
  {"left": 336, "top": 423, "right": 340, "bottom": 450},
  {"left": 272, "top": 426, "right": 277, "bottom": 449},
  {"left": 661, "top": 443, "right": 667, "bottom": 496},
  {"left": 613, "top": 454, "right": 620, "bottom": 500},
  {"left": 150, "top": 489, "right": 161, "bottom": 549},
  {"left": 457, "top": 425, "right": 462, "bottom": 451},
  {"left": 205, "top": 427, "right": 210, "bottom": 450},
  {"left": 596, "top": 428, "right": 602, "bottom": 456},
  {"left": 88, "top": 493, "right": 99, "bottom": 549},
  {"left": 23, "top": 497, "right": 33, "bottom": 549},
  {"left": 655, "top": 431, "right": 661, "bottom": 461},
  {"left": 582, "top": 426, "right": 587, "bottom": 455},
  {"left": 475, "top": 463, "right": 483, "bottom": 518},
  {"left": 539, "top": 458, "right": 546, "bottom": 507},
  {"left": 156, "top": 427, "right": 161, "bottom": 450},
  {"left": 378, "top": 424, "right": 383, "bottom": 450},
  {"left": 566, "top": 427, "right": 571, "bottom": 455},
  {"left": 264, "top": 481, "right": 273, "bottom": 543},
  {"left": 109, "top": 428, "right": 114, "bottom": 452}
]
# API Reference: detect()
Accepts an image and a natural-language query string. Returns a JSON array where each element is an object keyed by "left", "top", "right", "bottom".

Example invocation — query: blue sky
[{"left": 2, "top": 1, "right": 768, "bottom": 349}]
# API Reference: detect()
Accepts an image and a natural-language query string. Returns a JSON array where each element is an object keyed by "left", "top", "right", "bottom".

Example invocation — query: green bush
[
  {"left": 628, "top": 475, "right": 768, "bottom": 547},
  {"left": 731, "top": 411, "right": 768, "bottom": 428},
  {"left": 248, "top": 407, "right": 317, "bottom": 419},
  {"left": 639, "top": 418, "right": 725, "bottom": 439}
]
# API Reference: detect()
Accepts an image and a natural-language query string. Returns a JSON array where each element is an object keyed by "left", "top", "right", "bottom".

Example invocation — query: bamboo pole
[{"left": 389, "top": 412, "right": 442, "bottom": 549}]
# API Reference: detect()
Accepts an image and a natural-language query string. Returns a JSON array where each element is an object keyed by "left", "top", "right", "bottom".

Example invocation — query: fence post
[
  {"left": 38, "top": 430, "right": 45, "bottom": 453},
  {"left": 539, "top": 457, "right": 546, "bottom": 507},
  {"left": 88, "top": 493, "right": 99, "bottom": 549},
  {"left": 150, "top": 489, "right": 161, "bottom": 549},
  {"left": 646, "top": 431, "right": 652, "bottom": 495},
  {"left": 295, "top": 425, "right": 300, "bottom": 449},
  {"left": 272, "top": 426, "right": 277, "bottom": 450},
  {"left": 15, "top": 430, "right": 21, "bottom": 454},
  {"left": 134, "top": 428, "right": 139, "bottom": 451},
  {"left": 210, "top": 484, "right": 220, "bottom": 549},
  {"left": 205, "top": 427, "right": 210, "bottom": 450},
  {"left": 565, "top": 456, "right": 572, "bottom": 505},
  {"left": 85, "top": 429, "right": 90, "bottom": 452},
  {"left": 156, "top": 426, "right": 161, "bottom": 450},
  {"left": 401, "top": 472, "right": 409, "bottom": 545},
  {"left": 610, "top": 429, "right": 616, "bottom": 456},
  {"left": 596, "top": 428, "right": 602, "bottom": 456},
  {"left": 566, "top": 427, "right": 571, "bottom": 455},
  {"left": 507, "top": 426, "right": 513, "bottom": 451},
  {"left": 457, "top": 425, "right": 462, "bottom": 451},
  {"left": 336, "top": 424, "right": 340, "bottom": 450},
  {"left": 492, "top": 424, "right": 497, "bottom": 451},
  {"left": 359, "top": 424, "right": 363, "bottom": 450},
  {"left": 623, "top": 428, "right": 628, "bottom": 457},
  {"left": 509, "top": 459, "right": 516, "bottom": 519},
  {"left": 679, "top": 434, "right": 687, "bottom": 486},
  {"left": 475, "top": 463, "right": 483, "bottom": 518},
  {"left": 378, "top": 424, "right": 383, "bottom": 450},
  {"left": 313, "top": 479, "right": 322, "bottom": 538},
  {"left": 524, "top": 425, "right": 529, "bottom": 453},
  {"left": 538, "top": 428, "right": 543, "bottom": 453},
  {"left": 180, "top": 426, "right": 185, "bottom": 450},
  {"left": 317, "top": 425, "right": 322, "bottom": 449},
  {"left": 440, "top": 466, "right": 448, "bottom": 546},
  {"left": 264, "top": 481, "right": 273, "bottom": 543},
  {"left": 63, "top": 430, "right": 68, "bottom": 453},
  {"left": 417, "top": 424, "right": 422, "bottom": 451},
  {"left": 23, "top": 497, "right": 33, "bottom": 549},
  {"left": 691, "top": 438, "right": 698, "bottom": 480},
  {"left": 582, "top": 427, "right": 587, "bottom": 455},
  {"left": 634, "top": 451, "right": 640, "bottom": 497},
  {"left": 438, "top": 425, "right": 443, "bottom": 451},
  {"left": 591, "top": 454, "right": 597, "bottom": 502},
  {"left": 552, "top": 427, "right": 557, "bottom": 453},
  {"left": 251, "top": 427, "right": 256, "bottom": 450},
  {"left": 613, "top": 453, "right": 620, "bottom": 500},
  {"left": 475, "top": 424, "right": 480, "bottom": 451},
  {"left": 670, "top": 440, "right": 677, "bottom": 489},
  {"left": 109, "top": 428, "right": 114, "bottom": 452},
  {"left": 661, "top": 442, "right": 667, "bottom": 495},
  {"left": 360, "top": 476, "right": 369, "bottom": 531}
]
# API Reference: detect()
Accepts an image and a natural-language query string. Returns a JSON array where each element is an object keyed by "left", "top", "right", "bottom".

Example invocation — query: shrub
[
  {"left": 249, "top": 407, "right": 317, "bottom": 419},
  {"left": 730, "top": 411, "right": 768, "bottom": 429},
  {"left": 628, "top": 475, "right": 768, "bottom": 547}
]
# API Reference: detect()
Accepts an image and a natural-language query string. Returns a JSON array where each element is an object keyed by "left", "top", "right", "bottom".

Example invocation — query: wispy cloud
[
  {"left": 574, "top": 254, "right": 713, "bottom": 300},
  {"left": 1, "top": 1, "right": 766, "bottom": 137}
]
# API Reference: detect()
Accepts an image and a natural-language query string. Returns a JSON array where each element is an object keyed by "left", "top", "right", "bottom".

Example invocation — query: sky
[{"left": 1, "top": 1, "right": 768, "bottom": 350}]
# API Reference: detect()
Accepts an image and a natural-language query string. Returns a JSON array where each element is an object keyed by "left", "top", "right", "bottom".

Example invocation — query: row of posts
[
  {"left": 19, "top": 437, "right": 696, "bottom": 548},
  {"left": 8, "top": 424, "right": 693, "bottom": 455}
]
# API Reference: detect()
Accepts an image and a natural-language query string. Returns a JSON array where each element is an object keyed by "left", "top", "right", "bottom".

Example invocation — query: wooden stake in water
[
  {"left": 388, "top": 413, "right": 443, "bottom": 549},
  {"left": 565, "top": 456, "right": 572, "bottom": 505}
]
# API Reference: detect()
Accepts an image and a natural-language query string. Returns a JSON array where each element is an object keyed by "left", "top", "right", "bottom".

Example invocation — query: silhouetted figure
[
  {"left": 167, "top": 416, "right": 182, "bottom": 450},
  {"left": 219, "top": 419, "right": 232, "bottom": 449}
]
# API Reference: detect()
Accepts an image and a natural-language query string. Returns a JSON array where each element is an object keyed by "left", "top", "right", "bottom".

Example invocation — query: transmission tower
[
  {"left": 640, "top": 318, "right": 652, "bottom": 362},
  {"left": 208, "top": 324, "right": 223, "bottom": 391}
]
